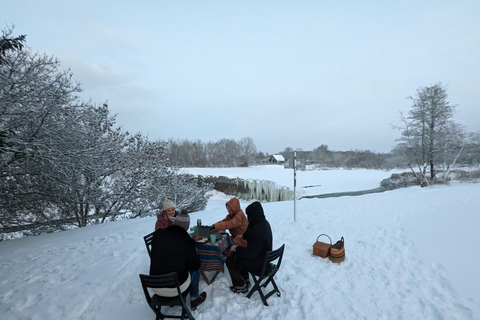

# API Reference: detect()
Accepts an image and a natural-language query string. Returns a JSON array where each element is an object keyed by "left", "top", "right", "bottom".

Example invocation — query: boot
[
  {"left": 230, "top": 285, "right": 248, "bottom": 294},
  {"left": 190, "top": 292, "right": 206, "bottom": 310}
]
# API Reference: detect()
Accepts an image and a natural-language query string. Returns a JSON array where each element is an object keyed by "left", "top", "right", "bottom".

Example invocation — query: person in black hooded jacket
[{"left": 226, "top": 201, "right": 273, "bottom": 293}]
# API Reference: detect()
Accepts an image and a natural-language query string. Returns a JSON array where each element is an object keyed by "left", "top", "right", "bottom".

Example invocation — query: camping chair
[
  {"left": 144, "top": 232, "right": 154, "bottom": 257},
  {"left": 246, "top": 244, "right": 285, "bottom": 306},
  {"left": 139, "top": 273, "right": 195, "bottom": 320}
]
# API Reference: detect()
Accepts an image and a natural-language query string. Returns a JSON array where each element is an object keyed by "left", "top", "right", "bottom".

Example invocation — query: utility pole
[{"left": 294, "top": 151, "right": 297, "bottom": 222}]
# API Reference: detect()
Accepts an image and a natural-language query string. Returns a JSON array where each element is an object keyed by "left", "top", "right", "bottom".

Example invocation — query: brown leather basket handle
[{"left": 316, "top": 234, "right": 332, "bottom": 245}]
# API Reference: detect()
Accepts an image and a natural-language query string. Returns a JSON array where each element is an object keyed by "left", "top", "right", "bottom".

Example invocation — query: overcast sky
[{"left": 4, "top": 1, "right": 480, "bottom": 154}]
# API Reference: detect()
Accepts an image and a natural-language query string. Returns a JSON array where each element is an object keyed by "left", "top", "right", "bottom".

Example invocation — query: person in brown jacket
[{"left": 212, "top": 197, "right": 248, "bottom": 246}]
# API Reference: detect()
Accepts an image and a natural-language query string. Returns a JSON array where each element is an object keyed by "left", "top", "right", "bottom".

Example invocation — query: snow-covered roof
[{"left": 271, "top": 154, "right": 285, "bottom": 162}]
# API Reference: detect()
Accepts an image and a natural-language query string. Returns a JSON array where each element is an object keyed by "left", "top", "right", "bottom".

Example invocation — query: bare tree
[
  {"left": 461, "top": 131, "right": 480, "bottom": 165},
  {"left": 238, "top": 137, "right": 257, "bottom": 167},
  {"left": 313, "top": 144, "right": 332, "bottom": 166},
  {"left": 396, "top": 83, "right": 463, "bottom": 183},
  {"left": 204, "top": 138, "right": 239, "bottom": 167},
  {"left": 280, "top": 147, "right": 294, "bottom": 163}
]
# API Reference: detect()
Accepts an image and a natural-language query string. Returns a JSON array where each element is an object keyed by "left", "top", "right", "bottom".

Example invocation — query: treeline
[
  {"left": 0, "top": 28, "right": 211, "bottom": 239},
  {"left": 166, "top": 136, "right": 263, "bottom": 167},
  {"left": 165, "top": 137, "right": 480, "bottom": 170},
  {"left": 165, "top": 139, "right": 404, "bottom": 169},
  {"left": 279, "top": 146, "right": 401, "bottom": 169},
  {"left": 279, "top": 142, "right": 480, "bottom": 170}
]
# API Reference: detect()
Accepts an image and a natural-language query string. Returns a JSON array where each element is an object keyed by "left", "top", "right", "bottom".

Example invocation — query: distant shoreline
[{"left": 300, "top": 187, "right": 388, "bottom": 199}]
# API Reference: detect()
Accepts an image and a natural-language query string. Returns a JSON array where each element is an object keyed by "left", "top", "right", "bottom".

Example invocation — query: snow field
[{"left": 0, "top": 167, "right": 478, "bottom": 319}]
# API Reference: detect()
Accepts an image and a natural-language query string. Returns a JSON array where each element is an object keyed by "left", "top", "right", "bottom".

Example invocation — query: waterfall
[
  {"left": 237, "top": 179, "right": 295, "bottom": 202},
  {"left": 199, "top": 175, "right": 296, "bottom": 202}
]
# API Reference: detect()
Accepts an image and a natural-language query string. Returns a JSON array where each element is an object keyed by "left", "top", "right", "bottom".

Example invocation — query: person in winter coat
[
  {"left": 225, "top": 201, "right": 273, "bottom": 293},
  {"left": 155, "top": 198, "right": 179, "bottom": 231},
  {"left": 211, "top": 197, "right": 248, "bottom": 247},
  {"left": 149, "top": 213, "right": 207, "bottom": 310}
]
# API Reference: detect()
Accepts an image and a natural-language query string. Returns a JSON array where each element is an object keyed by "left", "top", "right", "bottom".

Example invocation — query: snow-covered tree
[
  {"left": 0, "top": 48, "right": 83, "bottom": 232},
  {"left": 0, "top": 26, "right": 26, "bottom": 66},
  {"left": 1, "top": 42, "right": 212, "bottom": 237}
]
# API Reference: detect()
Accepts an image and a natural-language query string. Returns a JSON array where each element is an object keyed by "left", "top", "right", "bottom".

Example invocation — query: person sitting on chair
[
  {"left": 226, "top": 201, "right": 273, "bottom": 293},
  {"left": 155, "top": 198, "right": 180, "bottom": 231},
  {"left": 149, "top": 213, "right": 207, "bottom": 310},
  {"left": 211, "top": 197, "right": 248, "bottom": 247}
]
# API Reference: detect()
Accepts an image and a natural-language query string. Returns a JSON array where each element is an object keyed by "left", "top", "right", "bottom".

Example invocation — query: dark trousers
[{"left": 226, "top": 253, "right": 249, "bottom": 287}]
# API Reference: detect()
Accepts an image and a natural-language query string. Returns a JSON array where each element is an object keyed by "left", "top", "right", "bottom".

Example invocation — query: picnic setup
[
  {"left": 145, "top": 224, "right": 234, "bottom": 286},
  {"left": 191, "top": 224, "right": 233, "bottom": 285},
  {"left": 138, "top": 198, "right": 287, "bottom": 320},
  {"left": 137, "top": 196, "right": 349, "bottom": 320}
]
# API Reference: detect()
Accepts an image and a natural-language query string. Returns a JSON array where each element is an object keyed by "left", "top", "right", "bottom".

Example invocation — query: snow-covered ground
[{"left": 1, "top": 165, "right": 479, "bottom": 319}]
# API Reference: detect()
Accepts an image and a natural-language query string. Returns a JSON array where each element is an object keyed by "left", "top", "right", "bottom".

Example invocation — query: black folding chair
[
  {"left": 144, "top": 232, "right": 154, "bottom": 257},
  {"left": 246, "top": 244, "right": 285, "bottom": 306},
  {"left": 139, "top": 273, "right": 195, "bottom": 320}
]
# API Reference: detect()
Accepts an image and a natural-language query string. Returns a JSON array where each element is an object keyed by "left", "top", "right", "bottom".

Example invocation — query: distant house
[{"left": 268, "top": 154, "right": 285, "bottom": 164}]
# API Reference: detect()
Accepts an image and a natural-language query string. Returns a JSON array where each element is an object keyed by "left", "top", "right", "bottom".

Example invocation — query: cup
[{"left": 210, "top": 234, "right": 216, "bottom": 243}]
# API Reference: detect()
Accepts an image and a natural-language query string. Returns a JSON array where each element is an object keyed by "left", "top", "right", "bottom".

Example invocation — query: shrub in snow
[
  {"left": 453, "top": 169, "right": 480, "bottom": 182},
  {"left": 380, "top": 172, "right": 420, "bottom": 190}
]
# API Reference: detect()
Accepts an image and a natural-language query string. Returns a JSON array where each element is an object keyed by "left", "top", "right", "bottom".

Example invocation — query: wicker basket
[
  {"left": 329, "top": 237, "right": 345, "bottom": 263},
  {"left": 313, "top": 234, "right": 332, "bottom": 258}
]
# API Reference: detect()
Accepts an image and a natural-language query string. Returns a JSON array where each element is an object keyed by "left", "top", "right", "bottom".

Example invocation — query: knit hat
[
  {"left": 173, "top": 213, "right": 190, "bottom": 231},
  {"left": 163, "top": 198, "right": 175, "bottom": 211}
]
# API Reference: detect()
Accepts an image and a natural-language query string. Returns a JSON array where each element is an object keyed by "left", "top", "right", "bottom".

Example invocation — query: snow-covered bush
[
  {"left": 453, "top": 169, "right": 480, "bottom": 182},
  {"left": 380, "top": 172, "right": 420, "bottom": 190}
]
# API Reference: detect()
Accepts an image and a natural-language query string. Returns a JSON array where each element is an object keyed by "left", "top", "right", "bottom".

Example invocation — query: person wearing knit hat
[
  {"left": 173, "top": 213, "right": 190, "bottom": 231},
  {"left": 155, "top": 198, "right": 180, "bottom": 231},
  {"left": 150, "top": 210, "right": 207, "bottom": 310},
  {"left": 163, "top": 198, "right": 175, "bottom": 211}
]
